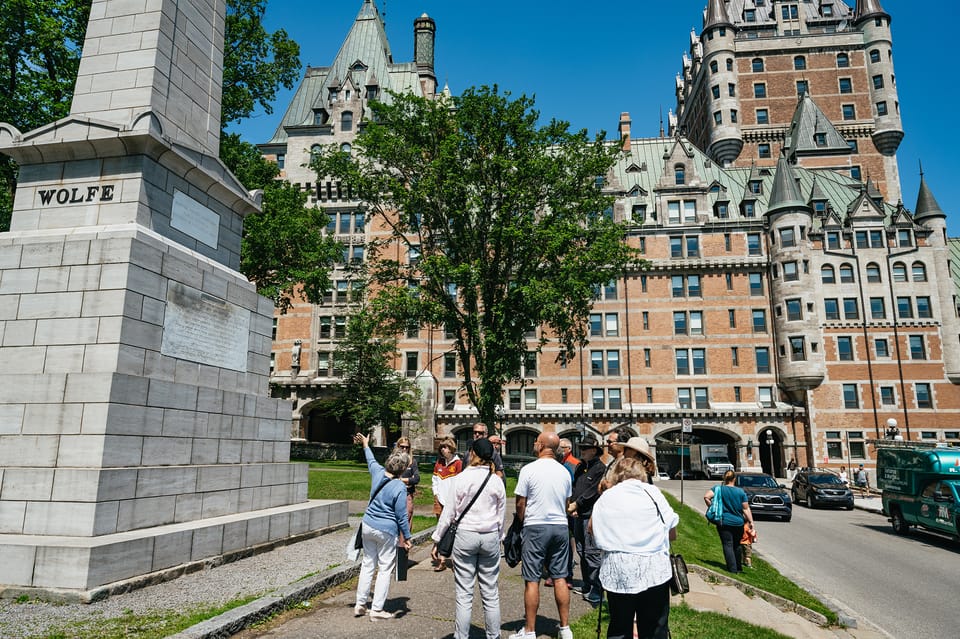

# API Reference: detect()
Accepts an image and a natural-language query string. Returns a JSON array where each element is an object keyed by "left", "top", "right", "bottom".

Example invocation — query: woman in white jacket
[{"left": 591, "top": 457, "right": 678, "bottom": 639}]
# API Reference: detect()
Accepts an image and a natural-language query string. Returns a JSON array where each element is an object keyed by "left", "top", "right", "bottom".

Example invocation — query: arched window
[
  {"left": 674, "top": 164, "right": 686, "bottom": 185},
  {"left": 866, "top": 263, "right": 882, "bottom": 283},
  {"left": 794, "top": 55, "right": 806, "bottom": 70},
  {"left": 752, "top": 58, "right": 764, "bottom": 72},
  {"left": 839, "top": 264, "right": 855, "bottom": 283},
  {"left": 310, "top": 144, "right": 322, "bottom": 160},
  {"left": 892, "top": 262, "right": 907, "bottom": 282},
  {"left": 837, "top": 53, "right": 849, "bottom": 68},
  {"left": 821, "top": 265, "right": 836, "bottom": 284},
  {"left": 341, "top": 111, "right": 353, "bottom": 132},
  {"left": 340, "top": 142, "right": 352, "bottom": 156},
  {"left": 912, "top": 262, "right": 927, "bottom": 282}
]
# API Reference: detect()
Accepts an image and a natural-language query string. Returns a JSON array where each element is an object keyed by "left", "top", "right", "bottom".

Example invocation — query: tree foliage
[
  {"left": 222, "top": 0, "right": 300, "bottom": 126},
  {"left": 312, "top": 86, "right": 640, "bottom": 426},
  {"left": 0, "top": 0, "right": 90, "bottom": 232},
  {"left": 325, "top": 306, "right": 422, "bottom": 435}
]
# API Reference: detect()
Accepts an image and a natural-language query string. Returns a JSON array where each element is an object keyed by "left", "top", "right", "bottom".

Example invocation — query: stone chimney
[{"left": 619, "top": 112, "right": 632, "bottom": 152}]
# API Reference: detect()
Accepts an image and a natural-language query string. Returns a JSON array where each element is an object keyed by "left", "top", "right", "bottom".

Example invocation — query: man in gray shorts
[{"left": 509, "top": 432, "right": 573, "bottom": 639}]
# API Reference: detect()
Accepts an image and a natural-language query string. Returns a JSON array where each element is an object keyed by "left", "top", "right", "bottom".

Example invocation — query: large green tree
[
  {"left": 0, "top": 0, "right": 90, "bottom": 231},
  {"left": 312, "top": 86, "right": 640, "bottom": 426}
]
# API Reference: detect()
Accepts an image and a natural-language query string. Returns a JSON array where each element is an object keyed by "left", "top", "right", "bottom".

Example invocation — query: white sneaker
[
  {"left": 558, "top": 626, "right": 573, "bottom": 639},
  {"left": 353, "top": 604, "right": 366, "bottom": 617},
  {"left": 507, "top": 630, "right": 536, "bottom": 639},
  {"left": 369, "top": 609, "right": 396, "bottom": 619}
]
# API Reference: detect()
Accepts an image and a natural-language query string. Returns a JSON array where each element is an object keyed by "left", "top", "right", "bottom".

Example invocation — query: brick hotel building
[{"left": 260, "top": 0, "right": 960, "bottom": 476}]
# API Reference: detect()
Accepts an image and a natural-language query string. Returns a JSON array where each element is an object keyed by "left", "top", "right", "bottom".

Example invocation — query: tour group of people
[{"left": 351, "top": 424, "right": 680, "bottom": 639}]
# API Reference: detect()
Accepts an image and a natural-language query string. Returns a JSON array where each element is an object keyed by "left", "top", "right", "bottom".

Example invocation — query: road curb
[
  {"left": 169, "top": 527, "right": 437, "bottom": 639},
  {"left": 688, "top": 564, "right": 831, "bottom": 627}
]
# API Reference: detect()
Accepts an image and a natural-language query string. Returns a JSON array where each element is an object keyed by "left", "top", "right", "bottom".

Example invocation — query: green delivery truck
[{"left": 877, "top": 443, "right": 960, "bottom": 539}]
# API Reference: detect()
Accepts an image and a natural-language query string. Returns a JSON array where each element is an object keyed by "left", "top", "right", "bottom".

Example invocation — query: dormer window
[
  {"left": 814, "top": 132, "right": 827, "bottom": 147},
  {"left": 822, "top": 5, "right": 833, "bottom": 17},
  {"left": 329, "top": 88, "right": 338, "bottom": 102},
  {"left": 367, "top": 85, "right": 379, "bottom": 101},
  {"left": 344, "top": 89, "right": 351, "bottom": 100},
  {"left": 675, "top": 164, "right": 686, "bottom": 185},
  {"left": 749, "top": 180, "right": 762, "bottom": 194},
  {"left": 744, "top": 9, "right": 756, "bottom": 22}
]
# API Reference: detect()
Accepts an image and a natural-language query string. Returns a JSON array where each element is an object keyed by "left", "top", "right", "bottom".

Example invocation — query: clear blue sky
[{"left": 230, "top": 1, "right": 960, "bottom": 234}]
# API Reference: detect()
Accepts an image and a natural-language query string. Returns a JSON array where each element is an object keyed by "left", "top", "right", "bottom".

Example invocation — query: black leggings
[
  {"left": 605, "top": 580, "right": 671, "bottom": 639},
  {"left": 717, "top": 524, "right": 745, "bottom": 572}
]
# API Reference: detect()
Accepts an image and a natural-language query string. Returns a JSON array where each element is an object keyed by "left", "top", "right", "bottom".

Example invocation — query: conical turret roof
[
  {"left": 855, "top": 0, "right": 889, "bottom": 23},
  {"left": 914, "top": 173, "right": 946, "bottom": 222},
  {"left": 704, "top": 0, "right": 733, "bottom": 30},
  {"left": 767, "top": 154, "right": 809, "bottom": 216}
]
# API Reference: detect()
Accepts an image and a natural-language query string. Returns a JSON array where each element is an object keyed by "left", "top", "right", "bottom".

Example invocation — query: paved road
[{"left": 659, "top": 478, "right": 959, "bottom": 639}]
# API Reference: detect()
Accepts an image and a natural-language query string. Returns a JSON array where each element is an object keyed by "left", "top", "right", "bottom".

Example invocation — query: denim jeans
[
  {"left": 355, "top": 523, "right": 398, "bottom": 612},
  {"left": 717, "top": 524, "right": 744, "bottom": 573},
  {"left": 572, "top": 515, "right": 601, "bottom": 593},
  {"left": 451, "top": 528, "right": 501, "bottom": 639}
]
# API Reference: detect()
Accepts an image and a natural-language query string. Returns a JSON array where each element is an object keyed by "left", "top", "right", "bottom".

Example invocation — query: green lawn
[
  {"left": 303, "top": 459, "right": 517, "bottom": 505},
  {"left": 571, "top": 601, "right": 794, "bottom": 639}
]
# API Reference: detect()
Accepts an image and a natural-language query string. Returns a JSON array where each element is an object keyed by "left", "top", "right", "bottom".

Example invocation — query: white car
[{"left": 656, "top": 471, "right": 671, "bottom": 481}]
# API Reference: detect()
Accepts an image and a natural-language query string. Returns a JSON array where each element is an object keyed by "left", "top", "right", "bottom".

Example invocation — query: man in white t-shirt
[{"left": 510, "top": 432, "right": 573, "bottom": 639}]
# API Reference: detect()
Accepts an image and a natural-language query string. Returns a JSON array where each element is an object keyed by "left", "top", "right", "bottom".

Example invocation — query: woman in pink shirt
[{"left": 431, "top": 438, "right": 506, "bottom": 639}]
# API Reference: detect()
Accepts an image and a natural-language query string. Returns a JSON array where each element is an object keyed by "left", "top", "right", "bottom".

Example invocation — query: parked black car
[
  {"left": 734, "top": 473, "right": 792, "bottom": 522},
  {"left": 792, "top": 470, "right": 854, "bottom": 509}
]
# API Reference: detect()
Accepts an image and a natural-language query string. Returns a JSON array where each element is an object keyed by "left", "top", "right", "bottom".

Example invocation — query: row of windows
[
  {"left": 842, "top": 382, "right": 933, "bottom": 409},
  {"left": 821, "top": 296, "right": 934, "bottom": 321},
  {"left": 325, "top": 211, "right": 365, "bottom": 235},
  {"left": 823, "top": 228, "right": 914, "bottom": 250},
  {"left": 821, "top": 261, "right": 926, "bottom": 284}
]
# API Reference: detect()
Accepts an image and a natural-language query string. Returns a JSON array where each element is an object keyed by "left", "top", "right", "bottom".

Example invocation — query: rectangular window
[
  {"left": 873, "top": 75, "right": 884, "bottom": 89},
  {"left": 692, "top": 348, "right": 706, "bottom": 375},
  {"left": 734, "top": 386, "right": 742, "bottom": 402},
  {"left": 670, "top": 236, "right": 683, "bottom": 258},
  {"left": 839, "top": 78, "right": 852, "bottom": 93},
  {"left": 712, "top": 85, "right": 720, "bottom": 100},
  {"left": 909, "top": 335, "right": 926, "bottom": 360},
  {"left": 824, "top": 298, "right": 840, "bottom": 320},
  {"left": 898, "top": 230, "right": 913, "bottom": 247},
  {"left": 524, "top": 351, "right": 537, "bottom": 377},
  {"left": 843, "top": 383, "right": 859, "bottom": 408},
  {"left": 591, "top": 350, "right": 603, "bottom": 375},
  {"left": 837, "top": 336, "right": 853, "bottom": 361},
  {"left": 842, "top": 104, "right": 856, "bottom": 120},
  {"left": 756, "top": 108, "right": 769, "bottom": 124},
  {"left": 605, "top": 313, "right": 619, "bottom": 336},
  {"left": 684, "top": 201, "right": 696, "bottom": 223},
  {"left": 561, "top": 388, "right": 568, "bottom": 404},
  {"left": 675, "top": 349, "right": 689, "bottom": 375},
  {"left": 855, "top": 231, "right": 868, "bottom": 248},
  {"left": 875, "top": 338, "right": 889, "bottom": 357},
  {"left": 731, "top": 346, "right": 739, "bottom": 366},
  {"left": 609, "top": 389, "right": 622, "bottom": 410},
  {"left": 524, "top": 389, "right": 537, "bottom": 410},
  {"left": 590, "top": 313, "right": 602, "bottom": 336},
  {"left": 443, "top": 390, "right": 456, "bottom": 410},
  {"left": 316, "top": 352, "right": 329, "bottom": 377},
  {"left": 686, "top": 236, "right": 700, "bottom": 257},
  {"left": 790, "top": 337, "right": 806, "bottom": 361},
  {"left": 747, "top": 233, "right": 762, "bottom": 255},
  {"left": 674, "top": 311, "right": 687, "bottom": 335},
  {"left": 509, "top": 389, "right": 521, "bottom": 410},
  {"left": 646, "top": 387, "right": 653, "bottom": 403},
  {"left": 758, "top": 143, "right": 771, "bottom": 158},
  {"left": 677, "top": 388, "right": 692, "bottom": 409},
  {"left": 877, "top": 101, "right": 888, "bottom": 116},
  {"left": 644, "top": 348, "right": 651, "bottom": 367},
  {"left": 334, "top": 316, "right": 347, "bottom": 338},
  {"left": 786, "top": 298, "right": 802, "bottom": 321},
  {"left": 672, "top": 275, "right": 684, "bottom": 297},
  {"left": 668, "top": 201, "right": 681, "bottom": 224},
  {"left": 755, "top": 347, "right": 770, "bottom": 373},
  {"left": 642, "top": 311, "right": 649, "bottom": 330},
  {"left": 749, "top": 272, "right": 764, "bottom": 296},
  {"left": 897, "top": 297, "right": 913, "bottom": 319},
  {"left": 605, "top": 280, "right": 618, "bottom": 300},
  {"left": 916, "top": 296, "right": 932, "bottom": 318},
  {"left": 405, "top": 352, "right": 419, "bottom": 377},
  {"left": 319, "top": 316, "right": 331, "bottom": 338},
  {"left": 728, "top": 83, "right": 736, "bottom": 97},
  {"left": 826, "top": 232, "right": 840, "bottom": 249},
  {"left": 916, "top": 383, "right": 932, "bottom": 409},
  {"left": 780, "top": 227, "right": 796, "bottom": 247},
  {"left": 752, "top": 309, "right": 767, "bottom": 333},
  {"left": 870, "top": 297, "right": 886, "bottom": 319},
  {"left": 880, "top": 386, "right": 895, "bottom": 405},
  {"left": 729, "top": 309, "right": 736, "bottom": 328},
  {"left": 714, "top": 111, "right": 723, "bottom": 125},
  {"left": 758, "top": 386, "right": 774, "bottom": 408},
  {"left": 690, "top": 311, "right": 703, "bottom": 335},
  {"left": 725, "top": 272, "right": 733, "bottom": 290},
  {"left": 606, "top": 351, "right": 620, "bottom": 376},
  {"left": 796, "top": 80, "right": 808, "bottom": 95},
  {"left": 843, "top": 298, "right": 859, "bottom": 319},
  {"left": 641, "top": 275, "right": 648, "bottom": 293},
  {"left": 695, "top": 387, "right": 709, "bottom": 409},
  {"left": 444, "top": 352, "right": 457, "bottom": 378},
  {"left": 783, "top": 261, "right": 799, "bottom": 281},
  {"left": 849, "top": 437, "right": 866, "bottom": 460},
  {"left": 754, "top": 83, "right": 766, "bottom": 98},
  {"left": 687, "top": 274, "right": 702, "bottom": 297}
]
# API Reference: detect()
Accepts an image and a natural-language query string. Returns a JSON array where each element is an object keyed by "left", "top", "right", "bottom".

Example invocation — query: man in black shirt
[{"left": 566, "top": 435, "right": 606, "bottom": 604}]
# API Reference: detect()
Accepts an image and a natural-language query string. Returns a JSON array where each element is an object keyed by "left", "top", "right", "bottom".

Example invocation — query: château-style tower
[{"left": 674, "top": 0, "right": 904, "bottom": 203}]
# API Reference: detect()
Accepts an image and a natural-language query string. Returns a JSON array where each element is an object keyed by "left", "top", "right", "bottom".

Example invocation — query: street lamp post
[
  {"left": 885, "top": 418, "right": 902, "bottom": 441},
  {"left": 766, "top": 429, "right": 775, "bottom": 478}
]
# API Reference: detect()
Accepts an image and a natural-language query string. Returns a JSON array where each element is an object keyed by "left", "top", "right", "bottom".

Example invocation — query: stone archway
[
  {"left": 654, "top": 426, "right": 741, "bottom": 479},
  {"left": 758, "top": 428, "right": 785, "bottom": 478},
  {"left": 504, "top": 428, "right": 539, "bottom": 457}
]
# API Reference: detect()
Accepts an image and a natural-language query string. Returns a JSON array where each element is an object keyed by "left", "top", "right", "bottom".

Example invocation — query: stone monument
[{"left": 0, "top": 0, "right": 346, "bottom": 601}]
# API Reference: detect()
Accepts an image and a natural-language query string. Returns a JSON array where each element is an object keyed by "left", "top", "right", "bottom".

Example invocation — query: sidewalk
[{"left": 178, "top": 518, "right": 889, "bottom": 639}]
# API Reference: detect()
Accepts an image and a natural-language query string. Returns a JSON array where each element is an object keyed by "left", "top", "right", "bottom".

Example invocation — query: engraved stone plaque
[
  {"left": 171, "top": 189, "right": 220, "bottom": 249},
  {"left": 161, "top": 282, "right": 249, "bottom": 371}
]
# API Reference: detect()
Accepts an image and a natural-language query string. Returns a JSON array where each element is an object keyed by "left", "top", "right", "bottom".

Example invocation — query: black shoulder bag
[
  {"left": 436, "top": 470, "right": 493, "bottom": 557},
  {"left": 643, "top": 487, "right": 689, "bottom": 596},
  {"left": 354, "top": 477, "right": 392, "bottom": 550}
]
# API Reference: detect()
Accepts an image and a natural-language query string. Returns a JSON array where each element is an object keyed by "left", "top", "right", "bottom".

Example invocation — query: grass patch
[
  {"left": 571, "top": 601, "right": 794, "bottom": 639},
  {"left": 664, "top": 493, "right": 836, "bottom": 624},
  {"left": 306, "top": 461, "right": 516, "bottom": 504},
  {"left": 31, "top": 595, "right": 259, "bottom": 639}
]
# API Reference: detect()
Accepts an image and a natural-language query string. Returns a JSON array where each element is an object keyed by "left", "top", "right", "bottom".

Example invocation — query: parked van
[{"left": 877, "top": 443, "right": 960, "bottom": 539}]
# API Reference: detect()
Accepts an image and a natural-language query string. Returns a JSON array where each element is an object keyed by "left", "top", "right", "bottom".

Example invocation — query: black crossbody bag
[
  {"left": 643, "top": 487, "right": 689, "bottom": 595},
  {"left": 436, "top": 469, "right": 493, "bottom": 557}
]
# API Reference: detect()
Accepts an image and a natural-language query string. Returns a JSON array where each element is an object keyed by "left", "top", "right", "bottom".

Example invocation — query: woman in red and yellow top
[{"left": 431, "top": 435, "right": 461, "bottom": 570}]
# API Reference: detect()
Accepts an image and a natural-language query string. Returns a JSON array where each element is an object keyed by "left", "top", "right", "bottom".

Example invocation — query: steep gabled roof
[{"left": 784, "top": 94, "right": 851, "bottom": 158}]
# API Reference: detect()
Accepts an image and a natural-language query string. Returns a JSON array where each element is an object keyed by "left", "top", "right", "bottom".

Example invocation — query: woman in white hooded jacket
[{"left": 591, "top": 457, "right": 678, "bottom": 639}]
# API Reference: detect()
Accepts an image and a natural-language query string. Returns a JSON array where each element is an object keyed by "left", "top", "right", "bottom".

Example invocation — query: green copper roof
[
  {"left": 784, "top": 95, "right": 851, "bottom": 158},
  {"left": 767, "top": 155, "right": 809, "bottom": 215},
  {"left": 914, "top": 174, "right": 947, "bottom": 222}
]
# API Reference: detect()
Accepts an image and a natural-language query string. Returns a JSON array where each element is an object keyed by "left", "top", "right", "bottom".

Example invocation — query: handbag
[
  {"left": 503, "top": 513, "right": 523, "bottom": 568},
  {"left": 354, "top": 477, "right": 392, "bottom": 550},
  {"left": 705, "top": 485, "right": 724, "bottom": 524},
  {"left": 436, "top": 469, "right": 493, "bottom": 558},
  {"left": 643, "top": 486, "right": 690, "bottom": 596}
]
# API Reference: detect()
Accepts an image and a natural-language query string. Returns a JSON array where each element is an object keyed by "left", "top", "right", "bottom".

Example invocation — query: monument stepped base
[{"left": 0, "top": 499, "right": 348, "bottom": 603}]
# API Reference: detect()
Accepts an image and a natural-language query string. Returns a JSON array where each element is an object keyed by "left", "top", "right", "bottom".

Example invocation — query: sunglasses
[
  {"left": 398, "top": 445, "right": 410, "bottom": 449},
  {"left": 473, "top": 431, "right": 485, "bottom": 436}
]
